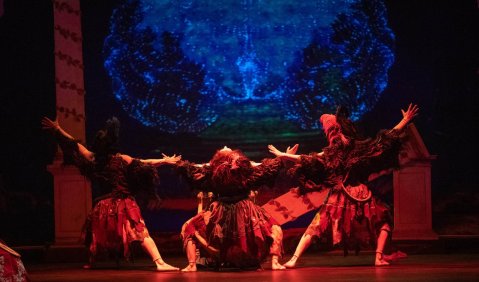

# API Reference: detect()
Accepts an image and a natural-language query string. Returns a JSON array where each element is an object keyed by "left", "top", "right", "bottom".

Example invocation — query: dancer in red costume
[
  {"left": 177, "top": 146, "right": 297, "bottom": 272},
  {"left": 269, "top": 104, "right": 418, "bottom": 267},
  {"left": 42, "top": 117, "right": 180, "bottom": 271}
]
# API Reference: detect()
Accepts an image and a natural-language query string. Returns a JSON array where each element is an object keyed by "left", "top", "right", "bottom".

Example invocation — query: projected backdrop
[{"left": 104, "top": 0, "right": 394, "bottom": 137}]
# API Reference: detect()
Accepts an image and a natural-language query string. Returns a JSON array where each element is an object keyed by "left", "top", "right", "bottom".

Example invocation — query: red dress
[
  {"left": 84, "top": 155, "right": 156, "bottom": 258},
  {"left": 56, "top": 134, "right": 159, "bottom": 261}
]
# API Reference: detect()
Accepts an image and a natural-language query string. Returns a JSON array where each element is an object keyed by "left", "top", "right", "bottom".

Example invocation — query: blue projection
[{"left": 104, "top": 0, "right": 394, "bottom": 134}]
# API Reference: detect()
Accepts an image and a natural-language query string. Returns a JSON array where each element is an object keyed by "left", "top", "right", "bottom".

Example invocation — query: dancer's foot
[
  {"left": 155, "top": 259, "right": 180, "bottom": 271},
  {"left": 272, "top": 261, "right": 286, "bottom": 270},
  {"left": 375, "top": 252, "right": 390, "bottom": 266},
  {"left": 181, "top": 262, "right": 197, "bottom": 272},
  {"left": 283, "top": 255, "right": 298, "bottom": 269},
  {"left": 83, "top": 257, "right": 95, "bottom": 269},
  {"left": 271, "top": 255, "right": 286, "bottom": 270}
]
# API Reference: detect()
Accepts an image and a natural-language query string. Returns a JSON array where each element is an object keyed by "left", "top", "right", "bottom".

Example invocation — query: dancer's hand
[
  {"left": 393, "top": 103, "right": 420, "bottom": 131},
  {"left": 401, "top": 103, "right": 419, "bottom": 123},
  {"left": 161, "top": 153, "right": 181, "bottom": 164},
  {"left": 41, "top": 117, "right": 60, "bottom": 131},
  {"left": 286, "top": 144, "right": 299, "bottom": 155},
  {"left": 268, "top": 144, "right": 284, "bottom": 157}
]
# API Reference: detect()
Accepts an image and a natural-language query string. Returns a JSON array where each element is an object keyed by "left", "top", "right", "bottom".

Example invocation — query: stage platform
[{"left": 24, "top": 253, "right": 479, "bottom": 282}]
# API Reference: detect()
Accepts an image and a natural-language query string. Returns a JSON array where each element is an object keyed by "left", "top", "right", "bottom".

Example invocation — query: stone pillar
[
  {"left": 47, "top": 0, "right": 91, "bottom": 245},
  {"left": 392, "top": 124, "right": 437, "bottom": 240},
  {"left": 47, "top": 163, "right": 91, "bottom": 245}
]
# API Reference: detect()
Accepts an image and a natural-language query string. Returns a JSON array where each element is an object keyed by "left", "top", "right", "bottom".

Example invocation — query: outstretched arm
[
  {"left": 392, "top": 103, "right": 419, "bottom": 131},
  {"left": 268, "top": 144, "right": 301, "bottom": 162},
  {"left": 41, "top": 117, "right": 94, "bottom": 161},
  {"left": 121, "top": 153, "right": 182, "bottom": 166},
  {"left": 142, "top": 153, "right": 182, "bottom": 166}
]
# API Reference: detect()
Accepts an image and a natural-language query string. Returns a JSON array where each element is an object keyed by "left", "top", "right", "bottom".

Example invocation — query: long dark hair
[
  {"left": 91, "top": 117, "right": 121, "bottom": 164},
  {"left": 335, "top": 105, "right": 358, "bottom": 140}
]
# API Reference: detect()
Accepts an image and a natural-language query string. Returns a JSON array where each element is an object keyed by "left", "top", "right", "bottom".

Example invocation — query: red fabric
[
  {"left": 88, "top": 197, "right": 147, "bottom": 258},
  {"left": 305, "top": 188, "right": 391, "bottom": 249},
  {"left": 181, "top": 199, "right": 282, "bottom": 268},
  {"left": 0, "top": 248, "right": 29, "bottom": 281}
]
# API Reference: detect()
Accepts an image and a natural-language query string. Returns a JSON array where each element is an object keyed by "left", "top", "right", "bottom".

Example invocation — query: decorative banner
[{"left": 53, "top": 0, "right": 86, "bottom": 143}]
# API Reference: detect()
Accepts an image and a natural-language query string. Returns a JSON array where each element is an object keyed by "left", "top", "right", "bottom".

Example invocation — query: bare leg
[
  {"left": 283, "top": 233, "right": 312, "bottom": 268},
  {"left": 141, "top": 237, "right": 179, "bottom": 271},
  {"left": 181, "top": 240, "right": 197, "bottom": 272},
  {"left": 269, "top": 225, "right": 285, "bottom": 270},
  {"left": 375, "top": 224, "right": 391, "bottom": 266}
]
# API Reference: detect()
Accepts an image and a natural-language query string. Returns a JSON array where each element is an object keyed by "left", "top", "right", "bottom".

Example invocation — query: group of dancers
[{"left": 40, "top": 103, "right": 419, "bottom": 272}]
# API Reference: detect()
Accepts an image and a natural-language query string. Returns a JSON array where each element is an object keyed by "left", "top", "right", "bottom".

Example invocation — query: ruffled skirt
[
  {"left": 305, "top": 188, "right": 392, "bottom": 249},
  {"left": 181, "top": 199, "right": 283, "bottom": 268},
  {"left": 84, "top": 197, "right": 149, "bottom": 259}
]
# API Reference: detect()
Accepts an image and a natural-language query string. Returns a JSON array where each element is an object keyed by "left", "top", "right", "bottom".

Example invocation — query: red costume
[
  {"left": 290, "top": 111, "right": 405, "bottom": 250},
  {"left": 51, "top": 119, "right": 160, "bottom": 262},
  {"left": 178, "top": 149, "right": 284, "bottom": 268}
]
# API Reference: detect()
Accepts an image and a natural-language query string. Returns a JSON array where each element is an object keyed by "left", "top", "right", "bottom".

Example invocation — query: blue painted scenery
[{"left": 104, "top": 0, "right": 394, "bottom": 135}]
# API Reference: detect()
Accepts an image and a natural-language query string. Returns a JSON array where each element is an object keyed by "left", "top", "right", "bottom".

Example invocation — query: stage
[{"left": 25, "top": 253, "right": 479, "bottom": 282}]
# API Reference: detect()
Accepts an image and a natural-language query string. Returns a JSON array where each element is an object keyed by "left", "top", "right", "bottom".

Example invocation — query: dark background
[{"left": 0, "top": 0, "right": 478, "bottom": 245}]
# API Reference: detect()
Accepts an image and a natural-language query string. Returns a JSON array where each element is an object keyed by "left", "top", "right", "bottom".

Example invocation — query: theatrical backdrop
[{"left": 0, "top": 0, "right": 478, "bottom": 246}]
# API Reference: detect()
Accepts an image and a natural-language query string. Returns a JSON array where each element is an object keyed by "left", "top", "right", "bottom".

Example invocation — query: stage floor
[{"left": 25, "top": 253, "right": 479, "bottom": 282}]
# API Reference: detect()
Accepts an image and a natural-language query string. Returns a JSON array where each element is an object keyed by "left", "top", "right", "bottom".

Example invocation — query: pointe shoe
[
  {"left": 282, "top": 255, "right": 298, "bottom": 269},
  {"left": 375, "top": 252, "right": 390, "bottom": 267}
]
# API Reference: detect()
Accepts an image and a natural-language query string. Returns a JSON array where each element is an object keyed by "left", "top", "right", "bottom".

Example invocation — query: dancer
[
  {"left": 269, "top": 103, "right": 419, "bottom": 267},
  {"left": 177, "top": 146, "right": 296, "bottom": 272},
  {"left": 41, "top": 116, "right": 180, "bottom": 271}
]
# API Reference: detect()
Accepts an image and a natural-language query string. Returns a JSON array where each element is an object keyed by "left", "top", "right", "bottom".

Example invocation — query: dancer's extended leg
[
  {"left": 283, "top": 233, "right": 312, "bottom": 268},
  {"left": 142, "top": 237, "right": 179, "bottom": 271}
]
